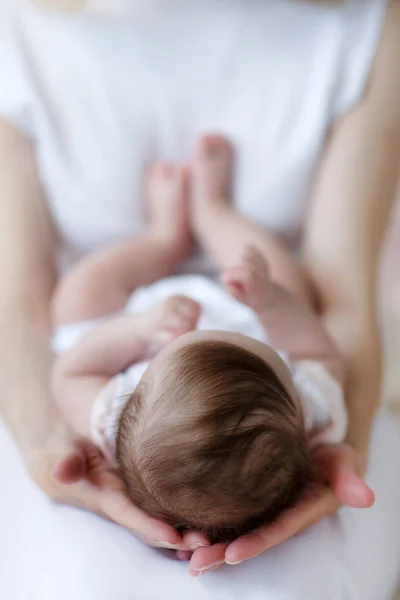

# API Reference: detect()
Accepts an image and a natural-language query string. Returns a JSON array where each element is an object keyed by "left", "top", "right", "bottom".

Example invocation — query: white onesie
[{"left": 53, "top": 275, "right": 348, "bottom": 464}]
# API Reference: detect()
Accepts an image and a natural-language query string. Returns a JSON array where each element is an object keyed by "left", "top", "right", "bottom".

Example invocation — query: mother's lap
[{"left": 1, "top": 412, "right": 400, "bottom": 600}]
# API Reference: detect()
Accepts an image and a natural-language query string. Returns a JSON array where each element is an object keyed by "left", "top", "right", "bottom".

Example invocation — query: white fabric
[
  {"left": 52, "top": 274, "right": 348, "bottom": 460},
  {"left": 293, "top": 360, "right": 348, "bottom": 447},
  {"left": 0, "top": 0, "right": 388, "bottom": 267},
  {"left": 89, "top": 375, "right": 132, "bottom": 465},
  {"left": 1, "top": 411, "right": 400, "bottom": 600},
  {"left": 0, "top": 1, "right": 397, "bottom": 599}
]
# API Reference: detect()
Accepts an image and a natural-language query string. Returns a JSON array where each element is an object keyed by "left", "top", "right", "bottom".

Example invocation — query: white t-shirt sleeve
[
  {"left": 332, "top": 0, "right": 388, "bottom": 120},
  {"left": 0, "top": 7, "right": 35, "bottom": 135},
  {"left": 292, "top": 360, "right": 348, "bottom": 448}
]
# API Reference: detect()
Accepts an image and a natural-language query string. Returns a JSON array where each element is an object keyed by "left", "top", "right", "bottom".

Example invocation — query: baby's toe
[
  {"left": 195, "top": 134, "right": 232, "bottom": 160},
  {"left": 192, "top": 134, "right": 233, "bottom": 202},
  {"left": 150, "top": 164, "right": 186, "bottom": 204}
]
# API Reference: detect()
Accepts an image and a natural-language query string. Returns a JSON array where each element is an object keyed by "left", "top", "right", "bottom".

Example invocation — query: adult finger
[
  {"left": 335, "top": 471, "right": 375, "bottom": 508},
  {"left": 90, "top": 486, "right": 182, "bottom": 548},
  {"left": 189, "top": 543, "right": 229, "bottom": 576},
  {"left": 180, "top": 531, "right": 210, "bottom": 551},
  {"left": 225, "top": 487, "right": 338, "bottom": 565},
  {"left": 51, "top": 451, "right": 86, "bottom": 484},
  {"left": 176, "top": 550, "right": 194, "bottom": 562},
  {"left": 315, "top": 445, "right": 375, "bottom": 508}
]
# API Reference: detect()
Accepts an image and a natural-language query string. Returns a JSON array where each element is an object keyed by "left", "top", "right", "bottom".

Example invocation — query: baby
[{"left": 52, "top": 135, "right": 347, "bottom": 542}]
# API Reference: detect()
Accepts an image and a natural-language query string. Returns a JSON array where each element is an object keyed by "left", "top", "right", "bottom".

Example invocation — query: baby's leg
[
  {"left": 191, "top": 135, "right": 313, "bottom": 305},
  {"left": 223, "top": 247, "right": 345, "bottom": 384},
  {"left": 52, "top": 165, "right": 191, "bottom": 326}
]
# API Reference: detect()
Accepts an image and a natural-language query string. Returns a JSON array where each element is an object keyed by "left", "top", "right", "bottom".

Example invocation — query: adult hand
[
  {"left": 188, "top": 442, "right": 375, "bottom": 576},
  {"left": 31, "top": 423, "right": 208, "bottom": 553}
]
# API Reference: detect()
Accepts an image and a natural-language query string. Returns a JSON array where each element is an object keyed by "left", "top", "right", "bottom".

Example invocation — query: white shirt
[{"left": 0, "top": 0, "right": 387, "bottom": 270}]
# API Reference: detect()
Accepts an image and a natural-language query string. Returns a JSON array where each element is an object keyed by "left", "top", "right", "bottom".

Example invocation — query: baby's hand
[
  {"left": 142, "top": 295, "right": 201, "bottom": 356},
  {"left": 222, "top": 246, "right": 271, "bottom": 312}
]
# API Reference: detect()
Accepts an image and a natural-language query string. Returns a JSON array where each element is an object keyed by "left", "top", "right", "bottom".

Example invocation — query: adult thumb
[
  {"left": 51, "top": 450, "right": 86, "bottom": 484},
  {"left": 315, "top": 445, "right": 375, "bottom": 509}
]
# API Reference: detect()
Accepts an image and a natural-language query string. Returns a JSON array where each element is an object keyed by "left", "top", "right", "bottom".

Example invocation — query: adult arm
[
  {"left": 0, "top": 117, "right": 186, "bottom": 548},
  {"left": 189, "top": 0, "right": 400, "bottom": 573},
  {"left": 303, "top": 6, "right": 400, "bottom": 457}
]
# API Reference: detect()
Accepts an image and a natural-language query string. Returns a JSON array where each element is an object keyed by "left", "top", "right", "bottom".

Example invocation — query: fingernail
[
  {"left": 195, "top": 560, "right": 224, "bottom": 574},
  {"left": 143, "top": 539, "right": 180, "bottom": 549},
  {"left": 225, "top": 559, "right": 243, "bottom": 565},
  {"left": 189, "top": 543, "right": 209, "bottom": 551},
  {"left": 160, "top": 541, "right": 180, "bottom": 549}
]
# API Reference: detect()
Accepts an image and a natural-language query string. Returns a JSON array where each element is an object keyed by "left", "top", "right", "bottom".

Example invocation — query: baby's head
[{"left": 116, "top": 332, "right": 313, "bottom": 542}]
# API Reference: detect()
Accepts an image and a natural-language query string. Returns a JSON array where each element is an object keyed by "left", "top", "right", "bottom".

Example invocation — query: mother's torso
[{"left": 3, "top": 0, "right": 386, "bottom": 266}]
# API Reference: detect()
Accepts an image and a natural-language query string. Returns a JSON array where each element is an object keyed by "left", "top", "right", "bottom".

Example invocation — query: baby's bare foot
[
  {"left": 192, "top": 135, "right": 234, "bottom": 209},
  {"left": 222, "top": 246, "right": 271, "bottom": 312},
  {"left": 142, "top": 295, "right": 201, "bottom": 355},
  {"left": 147, "top": 163, "right": 190, "bottom": 248}
]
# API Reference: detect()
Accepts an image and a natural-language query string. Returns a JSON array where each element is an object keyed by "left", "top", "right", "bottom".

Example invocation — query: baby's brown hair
[{"left": 116, "top": 341, "right": 313, "bottom": 542}]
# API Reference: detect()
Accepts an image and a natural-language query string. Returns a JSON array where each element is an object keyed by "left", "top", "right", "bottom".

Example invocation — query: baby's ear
[{"left": 51, "top": 451, "right": 87, "bottom": 485}]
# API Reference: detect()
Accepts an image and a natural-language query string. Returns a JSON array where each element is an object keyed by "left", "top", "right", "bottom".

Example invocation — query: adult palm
[
  {"left": 188, "top": 442, "right": 374, "bottom": 575},
  {"left": 40, "top": 427, "right": 206, "bottom": 551}
]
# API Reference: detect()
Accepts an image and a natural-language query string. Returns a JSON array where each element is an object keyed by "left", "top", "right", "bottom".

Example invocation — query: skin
[
  {"left": 51, "top": 226, "right": 343, "bottom": 445},
  {"left": 215, "top": 0, "right": 400, "bottom": 571},
  {"left": 50, "top": 134, "right": 357, "bottom": 575},
  {"left": 1, "top": 0, "right": 400, "bottom": 577}
]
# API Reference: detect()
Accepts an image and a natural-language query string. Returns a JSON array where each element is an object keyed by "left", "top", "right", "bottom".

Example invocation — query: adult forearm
[
  {"left": 323, "top": 309, "right": 381, "bottom": 458},
  {"left": 0, "top": 301, "right": 55, "bottom": 461}
]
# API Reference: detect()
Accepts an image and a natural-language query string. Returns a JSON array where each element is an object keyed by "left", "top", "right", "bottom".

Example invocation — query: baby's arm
[
  {"left": 223, "top": 247, "right": 345, "bottom": 385},
  {"left": 53, "top": 296, "right": 200, "bottom": 439},
  {"left": 53, "top": 314, "right": 153, "bottom": 440}
]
